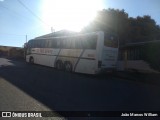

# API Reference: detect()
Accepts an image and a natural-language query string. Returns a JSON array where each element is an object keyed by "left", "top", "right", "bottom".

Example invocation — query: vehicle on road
[{"left": 26, "top": 31, "right": 118, "bottom": 74}]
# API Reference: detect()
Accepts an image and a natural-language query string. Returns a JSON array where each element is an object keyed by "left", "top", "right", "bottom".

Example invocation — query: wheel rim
[
  {"left": 65, "top": 63, "right": 72, "bottom": 72},
  {"left": 56, "top": 61, "right": 63, "bottom": 70},
  {"left": 31, "top": 59, "right": 33, "bottom": 63},
  {"left": 30, "top": 58, "right": 34, "bottom": 63},
  {"left": 66, "top": 64, "right": 70, "bottom": 71},
  {"left": 57, "top": 63, "right": 61, "bottom": 69}
]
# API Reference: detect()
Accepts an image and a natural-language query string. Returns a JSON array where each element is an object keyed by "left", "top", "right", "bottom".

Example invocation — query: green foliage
[
  {"left": 140, "top": 43, "right": 160, "bottom": 71},
  {"left": 128, "top": 15, "right": 160, "bottom": 43},
  {"left": 81, "top": 8, "right": 160, "bottom": 46},
  {"left": 82, "top": 9, "right": 129, "bottom": 45},
  {"left": 81, "top": 8, "right": 160, "bottom": 70}
]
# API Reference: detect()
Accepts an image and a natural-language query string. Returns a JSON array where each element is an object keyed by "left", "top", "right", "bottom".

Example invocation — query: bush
[{"left": 142, "top": 43, "right": 160, "bottom": 71}]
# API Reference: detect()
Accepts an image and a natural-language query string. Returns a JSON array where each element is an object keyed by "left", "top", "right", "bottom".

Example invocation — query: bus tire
[
  {"left": 64, "top": 61, "right": 72, "bottom": 72},
  {"left": 29, "top": 57, "right": 34, "bottom": 64},
  {"left": 55, "top": 60, "right": 64, "bottom": 70}
]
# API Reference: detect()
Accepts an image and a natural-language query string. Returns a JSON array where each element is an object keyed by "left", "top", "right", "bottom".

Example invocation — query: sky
[{"left": 0, "top": 0, "right": 160, "bottom": 47}]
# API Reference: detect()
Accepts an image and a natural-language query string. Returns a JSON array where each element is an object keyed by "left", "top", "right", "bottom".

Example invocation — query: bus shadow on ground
[
  {"left": 1, "top": 58, "right": 160, "bottom": 113},
  {"left": 1, "top": 59, "right": 116, "bottom": 111}
]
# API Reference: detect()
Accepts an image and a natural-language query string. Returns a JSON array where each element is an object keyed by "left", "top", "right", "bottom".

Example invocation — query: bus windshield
[{"left": 104, "top": 34, "right": 118, "bottom": 48}]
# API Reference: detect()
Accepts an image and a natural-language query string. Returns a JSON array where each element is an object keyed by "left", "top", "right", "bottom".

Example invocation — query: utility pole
[
  {"left": 26, "top": 35, "right": 27, "bottom": 43},
  {"left": 51, "top": 27, "right": 55, "bottom": 33},
  {"left": 24, "top": 35, "right": 27, "bottom": 59}
]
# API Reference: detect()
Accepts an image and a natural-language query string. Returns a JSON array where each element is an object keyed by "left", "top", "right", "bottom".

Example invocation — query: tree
[
  {"left": 81, "top": 9, "right": 129, "bottom": 46},
  {"left": 81, "top": 9, "right": 160, "bottom": 45},
  {"left": 128, "top": 15, "right": 160, "bottom": 43}
]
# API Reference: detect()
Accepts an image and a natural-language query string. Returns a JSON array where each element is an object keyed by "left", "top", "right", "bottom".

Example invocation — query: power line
[
  {"left": 17, "top": 0, "right": 50, "bottom": 27},
  {"left": 0, "top": 1, "right": 52, "bottom": 37},
  {"left": 0, "top": 3, "right": 51, "bottom": 36},
  {"left": 0, "top": 33, "right": 26, "bottom": 36},
  {"left": 0, "top": 3, "right": 35, "bottom": 24},
  {"left": 0, "top": 1, "right": 53, "bottom": 40}
]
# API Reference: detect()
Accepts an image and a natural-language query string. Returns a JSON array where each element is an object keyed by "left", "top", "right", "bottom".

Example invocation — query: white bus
[{"left": 26, "top": 31, "right": 118, "bottom": 74}]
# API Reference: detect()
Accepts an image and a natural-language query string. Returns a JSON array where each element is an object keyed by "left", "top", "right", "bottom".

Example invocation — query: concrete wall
[
  {"left": 117, "top": 60, "right": 159, "bottom": 73},
  {"left": 0, "top": 46, "right": 24, "bottom": 59}
]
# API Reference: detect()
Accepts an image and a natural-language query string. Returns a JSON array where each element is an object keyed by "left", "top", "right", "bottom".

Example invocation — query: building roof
[{"left": 35, "top": 30, "right": 78, "bottom": 39}]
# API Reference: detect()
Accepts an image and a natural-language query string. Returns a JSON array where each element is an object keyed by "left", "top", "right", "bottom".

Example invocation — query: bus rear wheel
[
  {"left": 55, "top": 60, "right": 64, "bottom": 70},
  {"left": 29, "top": 57, "right": 34, "bottom": 64},
  {"left": 64, "top": 61, "right": 72, "bottom": 72}
]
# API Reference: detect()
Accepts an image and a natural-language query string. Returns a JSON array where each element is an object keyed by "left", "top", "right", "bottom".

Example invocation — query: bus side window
[
  {"left": 81, "top": 36, "right": 90, "bottom": 49},
  {"left": 29, "top": 41, "right": 33, "bottom": 48},
  {"left": 56, "top": 38, "right": 61, "bottom": 48},
  {"left": 104, "top": 34, "right": 118, "bottom": 48},
  {"left": 28, "top": 41, "right": 31, "bottom": 48},
  {"left": 35, "top": 40, "right": 39, "bottom": 48},
  {"left": 73, "top": 37, "right": 76, "bottom": 49},
  {"left": 33, "top": 40, "right": 36, "bottom": 48},
  {"left": 59, "top": 38, "right": 64, "bottom": 48},
  {"left": 61, "top": 38, "right": 67, "bottom": 49},
  {"left": 80, "top": 36, "right": 85, "bottom": 49},
  {"left": 38, "top": 40, "right": 41, "bottom": 48},
  {"left": 50, "top": 39, "right": 55, "bottom": 48},
  {"left": 59, "top": 38, "right": 63, "bottom": 48},
  {"left": 45, "top": 40, "right": 49, "bottom": 48},
  {"left": 41, "top": 40, "right": 45, "bottom": 48},
  {"left": 75, "top": 36, "right": 83, "bottom": 49},
  {"left": 65, "top": 38, "right": 71, "bottom": 49},
  {"left": 70, "top": 37, "right": 75, "bottom": 49},
  {"left": 88, "top": 35, "right": 97, "bottom": 49},
  {"left": 48, "top": 40, "right": 52, "bottom": 48},
  {"left": 36, "top": 40, "right": 39, "bottom": 48},
  {"left": 37, "top": 40, "right": 42, "bottom": 48},
  {"left": 80, "top": 35, "right": 97, "bottom": 49}
]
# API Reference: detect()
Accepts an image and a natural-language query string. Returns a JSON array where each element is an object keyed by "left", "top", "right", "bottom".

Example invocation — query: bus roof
[{"left": 29, "top": 31, "right": 104, "bottom": 41}]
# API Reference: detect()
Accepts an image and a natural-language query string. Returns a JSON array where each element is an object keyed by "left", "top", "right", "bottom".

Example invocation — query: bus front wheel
[
  {"left": 29, "top": 57, "right": 34, "bottom": 64},
  {"left": 55, "top": 60, "right": 64, "bottom": 70},
  {"left": 64, "top": 61, "right": 72, "bottom": 72}
]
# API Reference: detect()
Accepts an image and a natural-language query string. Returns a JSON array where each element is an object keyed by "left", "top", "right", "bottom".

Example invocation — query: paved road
[{"left": 0, "top": 58, "right": 160, "bottom": 119}]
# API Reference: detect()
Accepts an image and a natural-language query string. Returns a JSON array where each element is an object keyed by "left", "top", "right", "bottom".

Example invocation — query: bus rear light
[{"left": 98, "top": 61, "right": 102, "bottom": 68}]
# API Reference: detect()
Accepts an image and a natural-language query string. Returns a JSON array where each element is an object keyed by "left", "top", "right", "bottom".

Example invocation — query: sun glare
[{"left": 41, "top": 0, "right": 104, "bottom": 32}]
